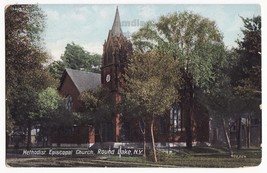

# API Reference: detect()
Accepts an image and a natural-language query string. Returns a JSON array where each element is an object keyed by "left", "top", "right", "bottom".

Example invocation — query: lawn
[{"left": 6, "top": 147, "right": 261, "bottom": 168}]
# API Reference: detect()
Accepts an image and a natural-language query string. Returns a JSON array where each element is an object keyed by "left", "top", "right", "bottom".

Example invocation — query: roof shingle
[{"left": 64, "top": 68, "right": 101, "bottom": 93}]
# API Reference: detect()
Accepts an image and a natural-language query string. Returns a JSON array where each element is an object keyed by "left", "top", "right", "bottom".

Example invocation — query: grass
[{"left": 6, "top": 146, "right": 261, "bottom": 168}]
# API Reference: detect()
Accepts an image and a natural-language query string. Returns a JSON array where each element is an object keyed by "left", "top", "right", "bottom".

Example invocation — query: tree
[
  {"left": 48, "top": 60, "right": 65, "bottom": 81},
  {"left": 132, "top": 12, "right": 225, "bottom": 148},
  {"left": 5, "top": 5, "right": 55, "bottom": 149},
  {"left": 122, "top": 51, "right": 180, "bottom": 162},
  {"left": 233, "top": 16, "right": 261, "bottom": 100},
  {"left": 79, "top": 88, "right": 113, "bottom": 142},
  {"left": 37, "top": 87, "right": 74, "bottom": 147},
  {"left": 62, "top": 42, "right": 101, "bottom": 72},
  {"left": 38, "top": 87, "right": 63, "bottom": 146},
  {"left": 118, "top": 93, "right": 150, "bottom": 158},
  {"left": 231, "top": 16, "right": 261, "bottom": 148},
  {"left": 196, "top": 48, "right": 238, "bottom": 155},
  {"left": 48, "top": 42, "right": 102, "bottom": 81}
]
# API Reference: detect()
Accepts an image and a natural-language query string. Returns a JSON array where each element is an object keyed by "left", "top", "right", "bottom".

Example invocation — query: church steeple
[
  {"left": 101, "top": 6, "right": 132, "bottom": 92},
  {"left": 111, "top": 6, "right": 122, "bottom": 37},
  {"left": 101, "top": 7, "right": 133, "bottom": 142}
]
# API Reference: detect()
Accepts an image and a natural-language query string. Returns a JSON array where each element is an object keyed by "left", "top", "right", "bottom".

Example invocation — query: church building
[
  {"left": 55, "top": 7, "right": 210, "bottom": 148},
  {"left": 98, "top": 7, "right": 209, "bottom": 146}
]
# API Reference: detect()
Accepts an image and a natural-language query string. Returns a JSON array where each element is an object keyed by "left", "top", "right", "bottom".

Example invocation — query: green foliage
[
  {"left": 122, "top": 50, "right": 180, "bottom": 161},
  {"left": 233, "top": 16, "right": 261, "bottom": 100},
  {"left": 80, "top": 88, "right": 109, "bottom": 111},
  {"left": 6, "top": 5, "right": 55, "bottom": 131},
  {"left": 48, "top": 60, "right": 65, "bottom": 81},
  {"left": 38, "top": 87, "right": 63, "bottom": 116},
  {"left": 123, "top": 51, "right": 180, "bottom": 115},
  {"left": 36, "top": 87, "right": 75, "bottom": 139},
  {"left": 194, "top": 16, "right": 262, "bottom": 119},
  {"left": 79, "top": 88, "right": 113, "bottom": 124},
  {"left": 12, "top": 86, "right": 40, "bottom": 122},
  {"left": 48, "top": 42, "right": 101, "bottom": 80},
  {"left": 196, "top": 49, "right": 240, "bottom": 118},
  {"left": 132, "top": 11, "right": 224, "bottom": 91},
  {"left": 131, "top": 12, "right": 227, "bottom": 149},
  {"left": 62, "top": 42, "right": 101, "bottom": 71}
]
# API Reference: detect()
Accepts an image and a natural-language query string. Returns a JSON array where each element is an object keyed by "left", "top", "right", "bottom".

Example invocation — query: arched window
[
  {"left": 65, "top": 95, "right": 73, "bottom": 111},
  {"left": 170, "top": 104, "right": 181, "bottom": 133}
]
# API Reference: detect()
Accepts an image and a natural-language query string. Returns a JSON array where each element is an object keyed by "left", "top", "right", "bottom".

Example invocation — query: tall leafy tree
[
  {"left": 233, "top": 16, "right": 261, "bottom": 100},
  {"left": 48, "top": 42, "right": 102, "bottom": 81},
  {"left": 64, "top": 43, "right": 100, "bottom": 72},
  {"left": 231, "top": 16, "right": 262, "bottom": 149},
  {"left": 5, "top": 5, "right": 54, "bottom": 149},
  {"left": 132, "top": 11, "right": 225, "bottom": 148},
  {"left": 199, "top": 16, "right": 261, "bottom": 152},
  {"left": 122, "top": 51, "right": 180, "bottom": 162},
  {"left": 37, "top": 87, "right": 74, "bottom": 147},
  {"left": 197, "top": 48, "right": 239, "bottom": 155}
]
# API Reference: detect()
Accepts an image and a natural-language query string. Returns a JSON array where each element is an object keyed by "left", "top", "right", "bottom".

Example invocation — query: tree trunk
[
  {"left": 185, "top": 99, "right": 193, "bottom": 149},
  {"left": 27, "top": 119, "right": 31, "bottom": 150},
  {"left": 221, "top": 118, "right": 233, "bottom": 156},
  {"left": 184, "top": 73, "right": 193, "bottom": 149},
  {"left": 185, "top": 110, "right": 192, "bottom": 149},
  {"left": 151, "top": 116, "right": 157, "bottom": 162},
  {"left": 48, "top": 135, "right": 52, "bottom": 148},
  {"left": 41, "top": 128, "right": 45, "bottom": 147},
  {"left": 143, "top": 124, "right": 146, "bottom": 158},
  {"left": 247, "top": 114, "right": 251, "bottom": 148},
  {"left": 139, "top": 119, "right": 146, "bottom": 158},
  {"left": 237, "top": 117, "right": 242, "bottom": 150},
  {"left": 99, "top": 124, "right": 103, "bottom": 143}
]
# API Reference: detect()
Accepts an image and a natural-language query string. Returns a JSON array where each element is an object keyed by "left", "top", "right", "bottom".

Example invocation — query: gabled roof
[
  {"left": 111, "top": 7, "right": 123, "bottom": 37},
  {"left": 59, "top": 68, "right": 101, "bottom": 93}
]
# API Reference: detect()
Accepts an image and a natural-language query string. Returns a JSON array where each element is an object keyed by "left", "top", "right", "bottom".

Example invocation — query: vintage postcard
[{"left": 4, "top": 0, "right": 262, "bottom": 169}]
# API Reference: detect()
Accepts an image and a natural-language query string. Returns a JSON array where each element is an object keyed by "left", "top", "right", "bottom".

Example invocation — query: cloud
[
  {"left": 45, "top": 36, "right": 104, "bottom": 61},
  {"left": 83, "top": 42, "right": 103, "bottom": 55},
  {"left": 43, "top": 5, "right": 127, "bottom": 61},
  {"left": 45, "top": 41, "right": 104, "bottom": 62},
  {"left": 41, "top": 4, "right": 261, "bottom": 60},
  {"left": 45, "top": 38, "right": 70, "bottom": 61}
]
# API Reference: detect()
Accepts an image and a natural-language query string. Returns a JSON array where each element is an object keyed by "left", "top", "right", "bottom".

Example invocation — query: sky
[{"left": 39, "top": 4, "right": 261, "bottom": 61}]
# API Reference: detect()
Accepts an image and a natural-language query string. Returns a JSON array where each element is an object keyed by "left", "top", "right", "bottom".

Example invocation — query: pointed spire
[{"left": 111, "top": 6, "right": 123, "bottom": 37}]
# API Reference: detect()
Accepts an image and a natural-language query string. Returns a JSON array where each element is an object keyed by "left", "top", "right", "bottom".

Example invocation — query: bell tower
[
  {"left": 101, "top": 7, "right": 132, "bottom": 92},
  {"left": 101, "top": 7, "right": 132, "bottom": 142}
]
